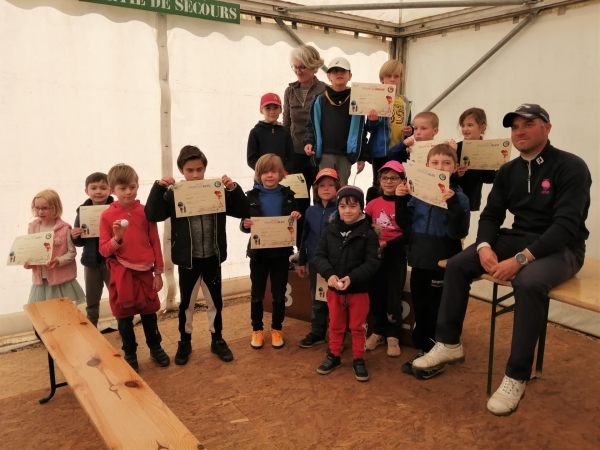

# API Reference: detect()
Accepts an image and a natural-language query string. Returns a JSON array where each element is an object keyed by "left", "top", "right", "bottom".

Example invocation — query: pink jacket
[{"left": 28, "top": 218, "right": 77, "bottom": 286}]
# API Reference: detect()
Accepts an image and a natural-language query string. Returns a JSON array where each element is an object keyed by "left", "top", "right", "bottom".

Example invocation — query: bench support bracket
[{"left": 39, "top": 352, "right": 68, "bottom": 405}]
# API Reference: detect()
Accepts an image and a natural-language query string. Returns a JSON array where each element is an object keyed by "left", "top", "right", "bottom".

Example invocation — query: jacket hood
[
  {"left": 29, "top": 217, "right": 71, "bottom": 232},
  {"left": 254, "top": 120, "right": 284, "bottom": 131}
]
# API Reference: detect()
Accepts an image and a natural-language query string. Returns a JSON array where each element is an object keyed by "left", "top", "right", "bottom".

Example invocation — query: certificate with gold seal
[
  {"left": 461, "top": 139, "right": 512, "bottom": 170},
  {"left": 250, "top": 217, "right": 297, "bottom": 249},
  {"left": 349, "top": 82, "right": 397, "bottom": 117},
  {"left": 172, "top": 179, "right": 226, "bottom": 218},
  {"left": 408, "top": 139, "right": 448, "bottom": 166},
  {"left": 404, "top": 161, "right": 450, "bottom": 209},
  {"left": 7, "top": 231, "right": 54, "bottom": 266}
]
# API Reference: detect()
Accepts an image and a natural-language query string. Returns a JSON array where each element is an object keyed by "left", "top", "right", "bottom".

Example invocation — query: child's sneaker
[
  {"left": 211, "top": 339, "right": 234, "bottom": 362},
  {"left": 352, "top": 359, "right": 369, "bottom": 382},
  {"left": 365, "top": 333, "right": 384, "bottom": 351},
  {"left": 124, "top": 353, "right": 139, "bottom": 373},
  {"left": 251, "top": 330, "right": 264, "bottom": 349},
  {"left": 271, "top": 329, "right": 285, "bottom": 349},
  {"left": 175, "top": 341, "right": 192, "bottom": 365},
  {"left": 299, "top": 332, "right": 326, "bottom": 348},
  {"left": 317, "top": 353, "right": 341, "bottom": 375},
  {"left": 387, "top": 337, "right": 401, "bottom": 357},
  {"left": 401, "top": 351, "right": 424, "bottom": 375},
  {"left": 150, "top": 346, "right": 170, "bottom": 367}
]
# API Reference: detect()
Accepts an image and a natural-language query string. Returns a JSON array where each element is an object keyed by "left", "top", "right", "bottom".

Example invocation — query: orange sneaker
[
  {"left": 251, "top": 330, "right": 264, "bottom": 349},
  {"left": 271, "top": 329, "right": 285, "bottom": 349}
]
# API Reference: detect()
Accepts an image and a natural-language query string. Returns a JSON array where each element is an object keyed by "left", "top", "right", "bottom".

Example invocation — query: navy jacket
[
  {"left": 247, "top": 121, "right": 295, "bottom": 174},
  {"left": 298, "top": 200, "right": 337, "bottom": 266},
  {"left": 73, "top": 196, "right": 115, "bottom": 268}
]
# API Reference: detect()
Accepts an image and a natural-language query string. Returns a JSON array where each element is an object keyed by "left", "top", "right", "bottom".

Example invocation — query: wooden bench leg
[
  {"left": 39, "top": 352, "right": 68, "bottom": 405},
  {"left": 533, "top": 306, "right": 550, "bottom": 379}
]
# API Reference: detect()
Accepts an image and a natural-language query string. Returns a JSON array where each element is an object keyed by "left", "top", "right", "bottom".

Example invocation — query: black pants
[
  {"left": 117, "top": 313, "right": 162, "bottom": 355},
  {"left": 410, "top": 267, "right": 445, "bottom": 352},
  {"left": 250, "top": 255, "right": 289, "bottom": 331},
  {"left": 178, "top": 255, "right": 222, "bottom": 342},
  {"left": 437, "top": 238, "right": 584, "bottom": 381},
  {"left": 369, "top": 247, "right": 407, "bottom": 339},
  {"left": 308, "top": 262, "right": 329, "bottom": 337},
  {"left": 290, "top": 152, "right": 317, "bottom": 247}
]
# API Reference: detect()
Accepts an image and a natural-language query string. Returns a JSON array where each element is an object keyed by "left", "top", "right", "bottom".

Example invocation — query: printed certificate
[
  {"left": 404, "top": 161, "right": 450, "bottom": 209},
  {"left": 79, "top": 205, "right": 110, "bottom": 238},
  {"left": 280, "top": 174, "right": 309, "bottom": 199},
  {"left": 315, "top": 274, "right": 329, "bottom": 302},
  {"left": 461, "top": 139, "right": 512, "bottom": 170},
  {"left": 172, "top": 179, "right": 226, "bottom": 218},
  {"left": 349, "top": 82, "right": 397, "bottom": 117},
  {"left": 7, "top": 231, "right": 54, "bottom": 266},
  {"left": 409, "top": 139, "right": 448, "bottom": 166},
  {"left": 250, "top": 216, "right": 297, "bottom": 249}
]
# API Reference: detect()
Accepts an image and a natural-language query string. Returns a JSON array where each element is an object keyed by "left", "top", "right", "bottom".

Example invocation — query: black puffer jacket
[
  {"left": 73, "top": 196, "right": 115, "bottom": 268},
  {"left": 241, "top": 185, "right": 298, "bottom": 260},
  {"left": 145, "top": 181, "right": 248, "bottom": 268},
  {"left": 313, "top": 216, "right": 381, "bottom": 294}
]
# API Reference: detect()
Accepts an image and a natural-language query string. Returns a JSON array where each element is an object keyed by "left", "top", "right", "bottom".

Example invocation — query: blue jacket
[
  {"left": 406, "top": 185, "right": 470, "bottom": 270},
  {"left": 298, "top": 200, "right": 337, "bottom": 266},
  {"left": 365, "top": 98, "right": 413, "bottom": 160},
  {"left": 303, "top": 95, "right": 367, "bottom": 165}
]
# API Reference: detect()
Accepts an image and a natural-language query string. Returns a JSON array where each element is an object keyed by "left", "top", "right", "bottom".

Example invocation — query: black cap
[
  {"left": 502, "top": 104, "right": 550, "bottom": 128},
  {"left": 336, "top": 185, "right": 364, "bottom": 210}
]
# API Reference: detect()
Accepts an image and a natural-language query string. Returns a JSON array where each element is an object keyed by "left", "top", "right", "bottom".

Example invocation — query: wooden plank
[{"left": 23, "top": 298, "right": 201, "bottom": 450}]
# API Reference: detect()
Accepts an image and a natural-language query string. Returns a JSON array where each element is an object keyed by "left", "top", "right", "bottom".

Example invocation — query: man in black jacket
[{"left": 411, "top": 104, "right": 592, "bottom": 416}]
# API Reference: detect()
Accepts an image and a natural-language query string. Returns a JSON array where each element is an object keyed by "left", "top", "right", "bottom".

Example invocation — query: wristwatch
[{"left": 515, "top": 252, "right": 529, "bottom": 266}]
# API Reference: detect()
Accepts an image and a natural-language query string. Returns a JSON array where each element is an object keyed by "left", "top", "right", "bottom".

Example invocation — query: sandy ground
[{"left": 1, "top": 297, "right": 599, "bottom": 450}]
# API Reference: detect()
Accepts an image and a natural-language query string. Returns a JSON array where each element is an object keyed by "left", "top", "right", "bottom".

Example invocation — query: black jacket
[
  {"left": 313, "top": 217, "right": 381, "bottom": 294},
  {"left": 241, "top": 185, "right": 298, "bottom": 260},
  {"left": 451, "top": 141, "right": 497, "bottom": 211},
  {"left": 247, "top": 121, "right": 295, "bottom": 174},
  {"left": 73, "top": 196, "right": 115, "bottom": 268},
  {"left": 145, "top": 181, "right": 248, "bottom": 268},
  {"left": 476, "top": 142, "right": 591, "bottom": 259}
]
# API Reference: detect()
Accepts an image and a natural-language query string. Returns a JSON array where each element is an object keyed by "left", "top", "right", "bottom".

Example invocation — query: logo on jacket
[{"left": 541, "top": 179, "right": 551, "bottom": 194}]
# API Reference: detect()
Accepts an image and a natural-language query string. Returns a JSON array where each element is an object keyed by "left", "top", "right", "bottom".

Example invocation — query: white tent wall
[
  {"left": 0, "top": 0, "right": 388, "bottom": 338},
  {"left": 404, "top": 2, "right": 600, "bottom": 336}
]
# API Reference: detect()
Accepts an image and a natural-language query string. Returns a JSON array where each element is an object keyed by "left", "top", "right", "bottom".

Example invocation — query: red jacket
[{"left": 106, "top": 259, "right": 160, "bottom": 318}]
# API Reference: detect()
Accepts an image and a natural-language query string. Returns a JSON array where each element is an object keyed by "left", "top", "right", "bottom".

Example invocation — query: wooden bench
[
  {"left": 438, "top": 258, "right": 600, "bottom": 397},
  {"left": 24, "top": 298, "right": 202, "bottom": 450}
]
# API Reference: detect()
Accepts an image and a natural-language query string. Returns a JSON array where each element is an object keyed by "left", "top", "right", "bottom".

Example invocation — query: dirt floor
[{"left": 1, "top": 297, "right": 599, "bottom": 450}]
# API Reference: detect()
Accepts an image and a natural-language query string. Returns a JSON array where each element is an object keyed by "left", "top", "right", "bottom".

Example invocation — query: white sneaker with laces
[
  {"left": 386, "top": 337, "right": 401, "bottom": 357},
  {"left": 412, "top": 342, "right": 465, "bottom": 370},
  {"left": 365, "top": 333, "right": 384, "bottom": 351},
  {"left": 486, "top": 375, "right": 526, "bottom": 416}
]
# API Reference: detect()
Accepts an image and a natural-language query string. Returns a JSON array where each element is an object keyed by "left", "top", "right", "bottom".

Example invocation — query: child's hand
[
  {"left": 24, "top": 262, "right": 32, "bottom": 270},
  {"left": 222, "top": 175, "right": 235, "bottom": 190},
  {"left": 337, "top": 276, "right": 351, "bottom": 291},
  {"left": 304, "top": 144, "right": 315, "bottom": 156},
  {"left": 356, "top": 161, "right": 365, "bottom": 174},
  {"left": 446, "top": 139, "right": 458, "bottom": 151},
  {"left": 327, "top": 275, "right": 340, "bottom": 288},
  {"left": 46, "top": 259, "right": 59, "bottom": 270},
  {"left": 395, "top": 183, "right": 410, "bottom": 196},
  {"left": 153, "top": 275, "right": 163, "bottom": 292},
  {"left": 290, "top": 211, "right": 301, "bottom": 220},
  {"left": 297, "top": 265, "right": 307, "bottom": 278},
  {"left": 71, "top": 228, "right": 83, "bottom": 239},
  {"left": 457, "top": 166, "right": 468, "bottom": 177},
  {"left": 367, "top": 109, "right": 378, "bottom": 121},
  {"left": 113, "top": 220, "right": 127, "bottom": 241},
  {"left": 243, "top": 218, "right": 253, "bottom": 229},
  {"left": 442, "top": 189, "right": 455, "bottom": 202},
  {"left": 402, "top": 126, "right": 413, "bottom": 137},
  {"left": 403, "top": 137, "right": 415, "bottom": 147},
  {"left": 158, "top": 176, "right": 176, "bottom": 187}
]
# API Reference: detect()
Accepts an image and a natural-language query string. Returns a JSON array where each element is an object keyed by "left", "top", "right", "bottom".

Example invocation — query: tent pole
[
  {"left": 423, "top": 12, "right": 537, "bottom": 111},
  {"left": 275, "top": 18, "right": 329, "bottom": 73}
]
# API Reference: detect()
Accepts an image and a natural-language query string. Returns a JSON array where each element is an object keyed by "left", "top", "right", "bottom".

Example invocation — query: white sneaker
[
  {"left": 386, "top": 337, "right": 401, "bottom": 357},
  {"left": 365, "top": 333, "right": 384, "bottom": 351},
  {"left": 486, "top": 376, "right": 526, "bottom": 416},
  {"left": 412, "top": 342, "right": 465, "bottom": 370}
]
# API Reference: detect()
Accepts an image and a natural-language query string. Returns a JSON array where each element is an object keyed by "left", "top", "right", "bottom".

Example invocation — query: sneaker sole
[
  {"left": 353, "top": 371, "right": 370, "bottom": 382},
  {"left": 485, "top": 393, "right": 525, "bottom": 417},
  {"left": 250, "top": 343, "right": 263, "bottom": 349},
  {"left": 412, "top": 364, "right": 446, "bottom": 380},
  {"left": 272, "top": 342, "right": 285, "bottom": 349},
  {"left": 150, "top": 356, "right": 170, "bottom": 367},
  {"left": 317, "top": 364, "right": 340, "bottom": 375},
  {"left": 387, "top": 351, "right": 402, "bottom": 358},
  {"left": 175, "top": 357, "right": 189, "bottom": 366},
  {"left": 412, "top": 355, "right": 465, "bottom": 373},
  {"left": 299, "top": 339, "right": 326, "bottom": 348},
  {"left": 365, "top": 341, "right": 384, "bottom": 351},
  {"left": 211, "top": 348, "right": 234, "bottom": 362}
]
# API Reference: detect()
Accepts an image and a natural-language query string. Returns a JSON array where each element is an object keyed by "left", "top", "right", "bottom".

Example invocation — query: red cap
[
  {"left": 314, "top": 168, "right": 340, "bottom": 185},
  {"left": 260, "top": 93, "right": 282, "bottom": 109}
]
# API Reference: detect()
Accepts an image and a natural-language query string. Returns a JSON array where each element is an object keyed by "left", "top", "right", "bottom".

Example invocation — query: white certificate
[
  {"left": 280, "top": 174, "right": 309, "bottom": 199},
  {"left": 461, "top": 139, "right": 512, "bottom": 170},
  {"left": 7, "top": 231, "right": 54, "bottom": 266},
  {"left": 172, "top": 179, "right": 225, "bottom": 218},
  {"left": 79, "top": 205, "right": 110, "bottom": 238},
  {"left": 250, "top": 217, "right": 297, "bottom": 249},
  {"left": 404, "top": 161, "right": 450, "bottom": 209},
  {"left": 408, "top": 139, "right": 449, "bottom": 166},
  {"left": 315, "top": 274, "right": 329, "bottom": 302},
  {"left": 349, "top": 82, "right": 397, "bottom": 117}
]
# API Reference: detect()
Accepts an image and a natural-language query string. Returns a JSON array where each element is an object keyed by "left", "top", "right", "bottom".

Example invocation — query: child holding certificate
[
  {"left": 365, "top": 60, "right": 414, "bottom": 186},
  {"left": 395, "top": 144, "right": 469, "bottom": 379},
  {"left": 313, "top": 186, "right": 381, "bottom": 382},
  {"left": 71, "top": 172, "right": 114, "bottom": 327},
  {"left": 454, "top": 107, "right": 497, "bottom": 211},
  {"left": 364, "top": 161, "right": 411, "bottom": 357},
  {"left": 145, "top": 145, "right": 248, "bottom": 365},
  {"left": 26, "top": 190, "right": 86, "bottom": 304},
  {"left": 99, "top": 164, "right": 169, "bottom": 372},
  {"left": 241, "top": 154, "right": 301, "bottom": 350},
  {"left": 297, "top": 168, "right": 341, "bottom": 348}
]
